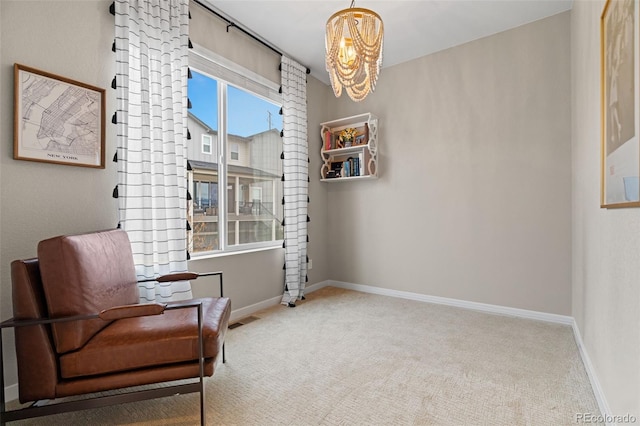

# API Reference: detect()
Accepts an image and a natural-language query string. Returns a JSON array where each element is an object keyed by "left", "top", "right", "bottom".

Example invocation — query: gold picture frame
[
  {"left": 601, "top": 0, "right": 640, "bottom": 207},
  {"left": 14, "top": 64, "right": 105, "bottom": 168}
]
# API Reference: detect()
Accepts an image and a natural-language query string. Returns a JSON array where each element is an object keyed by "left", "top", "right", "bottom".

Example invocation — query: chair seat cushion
[{"left": 59, "top": 297, "right": 231, "bottom": 379}]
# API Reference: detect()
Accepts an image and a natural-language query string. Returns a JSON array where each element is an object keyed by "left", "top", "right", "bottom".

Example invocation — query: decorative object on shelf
[
  {"left": 13, "top": 63, "right": 105, "bottom": 168},
  {"left": 600, "top": 0, "right": 640, "bottom": 208},
  {"left": 325, "top": 0, "right": 384, "bottom": 102},
  {"left": 340, "top": 127, "right": 357, "bottom": 147}
]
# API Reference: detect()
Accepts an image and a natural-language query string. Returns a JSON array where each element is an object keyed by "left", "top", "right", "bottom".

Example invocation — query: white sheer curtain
[
  {"left": 114, "top": 0, "right": 192, "bottom": 302},
  {"left": 280, "top": 56, "right": 309, "bottom": 307}
]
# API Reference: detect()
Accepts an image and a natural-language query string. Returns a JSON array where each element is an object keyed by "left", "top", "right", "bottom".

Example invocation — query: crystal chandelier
[{"left": 325, "top": 1, "right": 384, "bottom": 102}]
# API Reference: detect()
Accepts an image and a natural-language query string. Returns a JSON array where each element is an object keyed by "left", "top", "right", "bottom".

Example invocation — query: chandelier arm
[
  {"left": 349, "top": 18, "right": 382, "bottom": 60},
  {"left": 325, "top": 18, "right": 344, "bottom": 62},
  {"left": 344, "top": 13, "right": 382, "bottom": 65}
]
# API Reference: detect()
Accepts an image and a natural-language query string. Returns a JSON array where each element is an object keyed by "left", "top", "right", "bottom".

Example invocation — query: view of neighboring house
[{"left": 187, "top": 111, "right": 283, "bottom": 252}]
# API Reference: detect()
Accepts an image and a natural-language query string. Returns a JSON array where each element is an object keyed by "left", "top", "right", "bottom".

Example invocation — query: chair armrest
[
  {"left": 0, "top": 313, "right": 100, "bottom": 329},
  {"left": 138, "top": 271, "right": 225, "bottom": 297},
  {"left": 98, "top": 303, "right": 166, "bottom": 321},
  {"left": 155, "top": 272, "right": 199, "bottom": 282},
  {"left": 143, "top": 271, "right": 223, "bottom": 283},
  {"left": 0, "top": 303, "right": 171, "bottom": 329}
]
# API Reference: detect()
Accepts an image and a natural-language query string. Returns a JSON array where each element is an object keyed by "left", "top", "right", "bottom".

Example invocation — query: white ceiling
[{"left": 204, "top": 1, "right": 573, "bottom": 85}]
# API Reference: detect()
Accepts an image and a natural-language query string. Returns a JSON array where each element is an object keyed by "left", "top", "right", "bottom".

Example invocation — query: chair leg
[
  {"left": 199, "top": 380, "right": 205, "bottom": 426},
  {"left": 218, "top": 273, "right": 226, "bottom": 365},
  {"left": 1, "top": 328, "right": 6, "bottom": 426},
  {"left": 197, "top": 303, "right": 206, "bottom": 426}
]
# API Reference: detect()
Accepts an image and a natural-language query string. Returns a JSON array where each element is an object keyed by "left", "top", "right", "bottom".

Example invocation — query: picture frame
[
  {"left": 14, "top": 63, "right": 105, "bottom": 168},
  {"left": 354, "top": 134, "right": 366, "bottom": 145},
  {"left": 601, "top": 0, "right": 639, "bottom": 207}
]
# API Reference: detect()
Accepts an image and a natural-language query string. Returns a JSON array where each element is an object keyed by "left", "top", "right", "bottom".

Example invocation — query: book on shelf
[
  {"left": 343, "top": 159, "right": 351, "bottom": 177},
  {"left": 342, "top": 156, "right": 362, "bottom": 177},
  {"left": 325, "top": 130, "right": 346, "bottom": 150},
  {"left": 324, "top": 130, "right": 331, "bottom": 151}
]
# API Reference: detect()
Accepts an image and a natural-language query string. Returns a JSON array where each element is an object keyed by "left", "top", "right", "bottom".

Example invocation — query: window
[
  {"left": 187, "top": 47, "right": 283, "bottom": 255},
  {"left": 202, "top": 134, "right": 212, "bottom": 154}
]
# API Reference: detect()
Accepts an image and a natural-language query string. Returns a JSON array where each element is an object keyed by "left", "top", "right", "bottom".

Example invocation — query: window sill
[{"left": 188, "top": 243, "right": 283, "bottom": 261}]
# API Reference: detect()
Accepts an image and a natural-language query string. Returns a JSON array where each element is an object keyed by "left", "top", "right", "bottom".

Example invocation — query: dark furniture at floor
[{"left": 0, "top": 229, "right": 231, "bottom": 425}]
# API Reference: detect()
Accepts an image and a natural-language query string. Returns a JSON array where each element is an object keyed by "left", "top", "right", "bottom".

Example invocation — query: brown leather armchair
[{"left": 0, "top": 229, "right": 231, "bottom": 425}]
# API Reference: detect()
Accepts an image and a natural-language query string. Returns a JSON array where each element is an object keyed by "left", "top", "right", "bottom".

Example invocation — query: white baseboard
[
  {"left": 229, "top": 280, "right": 329, "bottom": 322},
  {"left": 304, "top": 280, "right": 331, "bottom": 294},
  {"left": 571, "top": 320, "right": 614, "bottom": 425},
  {"left": 229, "top": 295, "right": 281, "bottom": 323},
  {"left": 329, "top": 280, "right": 574, "bottom": 324}
]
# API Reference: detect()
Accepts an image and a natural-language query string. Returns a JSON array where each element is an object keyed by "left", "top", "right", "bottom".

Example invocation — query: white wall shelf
[{"left": 320, "top": 113, "right": 378, "bottom": 182}]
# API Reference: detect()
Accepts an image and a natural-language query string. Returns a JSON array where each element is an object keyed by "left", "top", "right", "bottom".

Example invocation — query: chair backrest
[
  {"left": 11, "top": 258, "right": 58, "bottom": 402},
  {"left": 37, "top": 229, "right": 140, "bottom": 354}
]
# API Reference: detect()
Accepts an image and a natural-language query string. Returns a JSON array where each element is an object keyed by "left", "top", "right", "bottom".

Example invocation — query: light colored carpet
[{"left": 13, "top": 286, "right": 602, "bottom": 425}]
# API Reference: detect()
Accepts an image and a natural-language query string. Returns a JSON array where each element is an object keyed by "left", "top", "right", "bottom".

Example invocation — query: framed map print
[
  {"left": 14, "top": 64, "right": 105, "bottom": 168},
  {"left": 601, "top": 0, "right": 640, "bottom": 207}
]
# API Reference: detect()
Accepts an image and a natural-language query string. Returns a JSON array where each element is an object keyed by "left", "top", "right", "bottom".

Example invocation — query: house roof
[
  {"left": 188, "top": 160, "right": 280, "bottom": 179},
  {"left": 188, "top": 111, "right": 280, "bottom": 141}
]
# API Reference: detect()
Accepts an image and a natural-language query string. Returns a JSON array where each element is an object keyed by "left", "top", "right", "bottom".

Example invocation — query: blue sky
[{"left": 188, "top": 70, "right": 282, "bottom": 138}]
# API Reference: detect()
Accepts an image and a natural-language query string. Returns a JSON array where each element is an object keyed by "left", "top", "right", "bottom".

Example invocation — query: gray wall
[
  {"left": 571, "top": 1, "right": 640, "bottom": 418},
  {"left": 323, "top": 12, "right": 572, "bottom": 316},
  {"left": 1, "top": 0, "right": 119, "bottom": 387}
]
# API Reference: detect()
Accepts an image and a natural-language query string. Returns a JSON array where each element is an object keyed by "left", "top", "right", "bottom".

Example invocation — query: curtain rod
[{"left": 193, "top": 0, "right": 311, "bottom": 74}]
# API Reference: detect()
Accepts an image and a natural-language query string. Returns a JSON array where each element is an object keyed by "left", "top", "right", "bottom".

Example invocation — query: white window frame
[
  {"left": 189, "top": 44, "right": 283, "bottom": 258},
  {"left": 202, "top": 134, "right": 212, "bottom": 154},
  {"left": 230, "top": 143, "right": 239, "bottom": 161}
]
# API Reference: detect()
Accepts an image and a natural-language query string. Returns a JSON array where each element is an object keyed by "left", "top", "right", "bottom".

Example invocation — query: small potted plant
[{"left": 339, "top": 127, "right": 357, "bottom": 148}]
